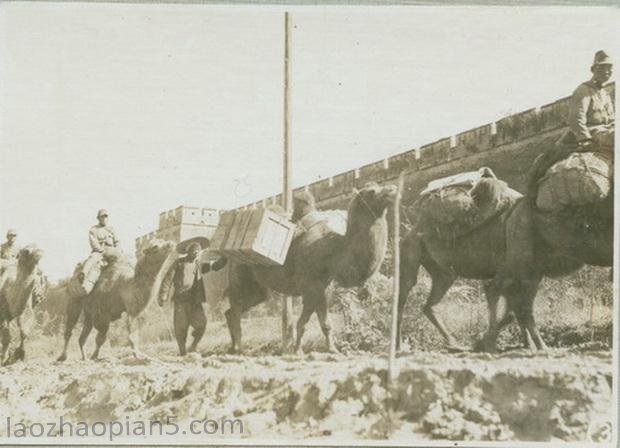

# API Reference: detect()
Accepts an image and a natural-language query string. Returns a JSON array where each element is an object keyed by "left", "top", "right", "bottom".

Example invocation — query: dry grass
[{"left": 16, "top": 265, "right": 612, "bottom": 361}]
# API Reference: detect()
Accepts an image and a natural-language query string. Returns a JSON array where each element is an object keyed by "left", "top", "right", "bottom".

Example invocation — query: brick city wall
[{"left": 136, "top": 82, "right": 615, "bottom": 254}]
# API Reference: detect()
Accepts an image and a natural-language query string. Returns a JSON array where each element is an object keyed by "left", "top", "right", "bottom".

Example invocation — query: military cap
[
  {"left": 592, "top": 50, "right": 613, "bottom": 67},
  {"left": 6, "top": 229, "right": 17, "bottom": 237},
  {"left": 97, "top": 209, "right": 109, "bottom": 218}
]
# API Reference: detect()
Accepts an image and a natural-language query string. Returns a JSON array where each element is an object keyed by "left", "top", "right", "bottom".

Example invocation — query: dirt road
[{"left": 0, "top": 346, "right": 612, "bottom": 443}]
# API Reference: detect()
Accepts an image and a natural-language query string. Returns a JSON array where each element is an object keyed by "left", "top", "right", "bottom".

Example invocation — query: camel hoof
[
  {"left": 327, "top": 346, "right": 341, "bottom": 355},
  {"left": 6, "top": 348, "right": 25, "bottom": 364},
  {"left": 57, "top": 353, "right": 67, "bottom": 363},
  {"left": 473, "top": 338, "right": 497, "bottom": 353}
]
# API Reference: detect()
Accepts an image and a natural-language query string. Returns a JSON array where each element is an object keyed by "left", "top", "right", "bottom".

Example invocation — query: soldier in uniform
[
  {"left": 563, "top": 50, "right": 614, "bottom": 147},
  {"left": 0, "top": 229, "right": 19, "bottom": 278},
  {"left": 77, "top": 209, "right": 121, "bottom": 294},
  {"left": 158, "top": 242, "right": 227, "bottom": 356},
  {"left": 89, "top": 209, "right": 120, "bottom": 253},
  {"left": 0, "top": 229, "right": 19, "bottom": 262}
]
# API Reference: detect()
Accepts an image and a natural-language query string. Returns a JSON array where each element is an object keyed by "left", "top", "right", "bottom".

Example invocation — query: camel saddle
[
  {"left": 293, "top": 210, "right": 347, "bottom": 247},
  {"left": 67, "top": 247, "right": 129, "bottom": 297},
  {"left": 413, "top": 174, "right": 522, "bottom": 240}
]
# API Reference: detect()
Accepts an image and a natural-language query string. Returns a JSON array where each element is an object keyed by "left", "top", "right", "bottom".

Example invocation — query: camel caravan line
[
  {"left": 1, "top": 51, "right": 614, "bottom": 365},
  {"left": 0, "top": 126, "right": 614, "bottom": 365}
]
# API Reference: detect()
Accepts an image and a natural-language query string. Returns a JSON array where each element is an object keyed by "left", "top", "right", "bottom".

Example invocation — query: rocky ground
[{"left": 0, "top": 345, "right": 613, "bottom": 444}]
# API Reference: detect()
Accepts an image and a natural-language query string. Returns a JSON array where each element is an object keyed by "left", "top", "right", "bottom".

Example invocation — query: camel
[
  {"left": 57, "top": 239, "right": 176, "bottom": 361},
  {"left": 219, "top": 182, "right": 397, "bottom": 355},
  {"left": 397, "top": 141, "right": 613, "bottom": 353},
  {"left": 478, "top": 140, "right": 613, "bottom": 351},
  {"left": 0, "top": 245, "right": 45, "bottom": 365},
  {"left": 150, "top": 183, "right": 397, "bottom": 355},
  {"left": 396, "top": 170, "right": 524, "bottom": 352}
]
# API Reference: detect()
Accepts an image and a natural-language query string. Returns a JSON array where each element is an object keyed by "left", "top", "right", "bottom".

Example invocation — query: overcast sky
[{"left": 0, "top": 3, "right": 617, "bottom": 280}]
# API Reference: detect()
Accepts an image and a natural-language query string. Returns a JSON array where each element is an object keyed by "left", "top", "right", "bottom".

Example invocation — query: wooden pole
[
  {"left": 281, "top": 11, "right": 294, "bottom": 352},
  {"left": 388, "top": 172, "right": 405, "bottom": 383}
]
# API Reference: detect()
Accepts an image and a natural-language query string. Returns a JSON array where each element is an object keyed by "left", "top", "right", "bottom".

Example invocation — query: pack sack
[
  {"left": 413, "top": 176, "right": 521, "bottom": 240},
  {"left": 536, "top": 151, "right": 612, "bottom": 212},
  {"left": 294, "top": 210, "right": 347, "bottom": 247}
]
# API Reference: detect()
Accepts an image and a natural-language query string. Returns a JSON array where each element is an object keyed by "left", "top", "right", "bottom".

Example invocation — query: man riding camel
[
  {"left": 76, "top": 209, "right": 121, "bottom": 295},
  {"left": 562, "top": 50, "right": 614, "bottom": 148},
  {"left": 158, "top": 241, "right": 227, "bottom": 356},
  {"left": 0, "top": 229, "right": 20, "bottom": 279},
  {"left": 89, "top": 209, "right": 120, "bottom": 253},
  {"left": 530, "top": 50, "right": 615, "bottom": 196},
  {"left": 0, "top": 229, "right": 19, "bottom": 262}
]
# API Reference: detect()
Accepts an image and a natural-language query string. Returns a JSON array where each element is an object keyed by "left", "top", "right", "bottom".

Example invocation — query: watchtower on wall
[{"left": 135, "top": 206, "right": 221, "bottom": 256}]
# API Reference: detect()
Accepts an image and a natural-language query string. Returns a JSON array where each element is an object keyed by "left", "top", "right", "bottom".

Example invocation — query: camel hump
[
  {"left": 102, "top": 246, "right": 126, "bottom": 264},
  {"left": 299, "top": 210, "right": 347, "bottom": 236},
  {"left": 290, "top": 210, "right": 347, "bottom": 250},
  {"left": 421, "top": 167, "right": 495, "bottom": 196},
  {"left": 414, "top": 171, "right": 521, "bottom": 240}
]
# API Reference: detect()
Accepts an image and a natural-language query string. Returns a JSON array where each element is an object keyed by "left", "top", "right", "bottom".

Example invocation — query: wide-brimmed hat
[{"left": 176, "top": 236, "right": 210, "bottom": 254}]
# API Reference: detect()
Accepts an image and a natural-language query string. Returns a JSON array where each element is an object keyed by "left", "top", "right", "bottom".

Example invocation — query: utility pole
[{"left": 281, "top": 11, "right": 294, "bottom": 352}]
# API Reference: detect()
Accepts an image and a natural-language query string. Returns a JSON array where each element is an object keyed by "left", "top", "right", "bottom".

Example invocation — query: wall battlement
[{"left": 233, "top": 82, "right": 613, "bottom": 211}]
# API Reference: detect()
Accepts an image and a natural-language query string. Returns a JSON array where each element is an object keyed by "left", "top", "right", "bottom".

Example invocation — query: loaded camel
[
  {"left": 150, "top": 183, "right": 397, "bottom": 355},
  {"left": 57, "top": 239, "right": 176, "bottom": 361},
  {"left": 397, "top": 135, "right": 613, "bottom": 352},
  {"left": 480, "top": 137, "right": 613, "bottom": 350},
  {"left": 0, "top": 245, "right": 46, "bottom": 365},
  {"left": 396, "top": 168, "right": 524, "bottom": 352}
]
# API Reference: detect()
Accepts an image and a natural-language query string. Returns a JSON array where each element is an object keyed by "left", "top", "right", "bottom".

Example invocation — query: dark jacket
[{"left": 161, "top": 255, "right": 227, "bottom": 303}]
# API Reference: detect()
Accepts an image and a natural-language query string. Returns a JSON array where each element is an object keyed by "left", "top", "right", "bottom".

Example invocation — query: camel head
[
  {"left": 17, "top": 245, "right": 43, "bottom": 273},
  {"left": 292, "top": 191, "right": 317, "bottom": 222},
  {"left": 347, "top": 182, "right": 398, "bottom": 226},
  {"left": 136, "top": 239, "right": 177, "bottom": 278},
  {"left": 333, "top": 183, "right": 398, "bottom": 287}
]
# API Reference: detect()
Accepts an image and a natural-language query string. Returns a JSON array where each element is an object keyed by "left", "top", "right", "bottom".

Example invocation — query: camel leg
[
  {"left": 188, "top": 302, "right": 206, "bottom": 353},
  {"left": 225, "top": 280, "right": 268, "bottom": 354},
  {"left": 57, "top": 295, "right": 83, "bottom": 362},
  {"left": 78, "top": 313, "right": 94, "bottom": 360},
  {"left": 91, "top": 321, "right": 109, "bottom": 360},
  {"left": 126, "top": 314, "right": 144, "bottom": 359},
  {"left": 422, "top": 266, "right": 462, "bottom": 351},
  {"left": 314, "top": 290, "right": 338, "bottom": 354},
  {"left": 8, "top": 317, "right": 26, "bottom": 363},
  {"left": 512, "top": 280, "right": 546, "bottom": 351},
  {"left": 295, "top": 299, "right": 316, "bottom": 356},
  {"left": 474, "top": 281, "right": 511, "bottom": 352},
  {"left": 0, "top": 322, "right": 10, "bottom": 366},
  {"left": 501, "top": 278, "right": 544, "bottom": 351}
]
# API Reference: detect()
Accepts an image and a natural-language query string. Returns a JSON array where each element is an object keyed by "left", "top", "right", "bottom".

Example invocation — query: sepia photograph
[{"left": 0, "top": 1, "right": 617, "bottom": 445}]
